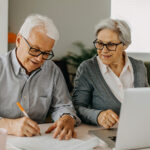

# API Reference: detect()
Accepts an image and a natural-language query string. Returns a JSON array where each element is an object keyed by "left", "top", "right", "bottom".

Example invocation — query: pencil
[
  {"left": 16, "top": 102, "right": 41, "bottom": 135},
  {"left": 16, "top": 102, "right": 29, "bottom": 117}
]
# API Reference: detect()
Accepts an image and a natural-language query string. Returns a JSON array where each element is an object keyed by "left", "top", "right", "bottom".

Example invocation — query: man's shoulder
[
  {"left": 42, "top": 60, "right": 61, "bottom": 73},
  {"left": 0, "top": 50, "right": 12, "bottom": 66}
]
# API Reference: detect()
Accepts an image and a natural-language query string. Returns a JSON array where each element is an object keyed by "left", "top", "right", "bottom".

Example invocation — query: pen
[{"left": 16, "top": 102, "right": 41, "bottom": 136}]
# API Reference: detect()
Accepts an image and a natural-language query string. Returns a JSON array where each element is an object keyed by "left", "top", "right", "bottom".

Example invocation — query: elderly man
[{"left": 0, "top": 14, "right": 80, "bottom": 140}]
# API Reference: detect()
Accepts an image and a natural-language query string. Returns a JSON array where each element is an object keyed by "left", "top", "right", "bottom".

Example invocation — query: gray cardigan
[{"left": 72, "top": 56, "right": 149, "bottom": 125}]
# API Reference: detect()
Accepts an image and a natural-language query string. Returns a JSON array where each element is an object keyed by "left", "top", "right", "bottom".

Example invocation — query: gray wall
[
  {"left": 9, "top": 0, "right": 111, "bottom": 59},
  {"left": 0, "top": 0, "right": 8, "bottom": 54}
]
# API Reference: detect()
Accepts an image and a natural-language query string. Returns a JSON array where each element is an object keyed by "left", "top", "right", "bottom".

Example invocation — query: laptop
[{"left": 89, "top": 88, "right": 150, "bottom": 150}]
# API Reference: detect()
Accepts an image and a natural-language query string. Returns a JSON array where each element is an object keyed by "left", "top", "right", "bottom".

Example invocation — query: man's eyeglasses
[
  {"left": 93, "top": 39, "right": 123, "bottom": 51},
  {"left": 23, "top": 37, "right": 54, "bottom": 60}
]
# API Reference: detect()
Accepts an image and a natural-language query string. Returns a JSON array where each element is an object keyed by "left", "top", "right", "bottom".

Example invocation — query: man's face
[{"left": 16, "top": 28, "right": 55, "bottom": 74}]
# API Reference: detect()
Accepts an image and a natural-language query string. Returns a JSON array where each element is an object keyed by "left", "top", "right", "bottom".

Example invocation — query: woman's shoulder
[
  {"left": 79, "top": 55, "right": 97, "bottom": 69},
  {"left": 128, "top": 56, "right": 147, "bottom": 73},
  {"left": 128, "top": 56, "right": 145, "bottom": 66}
]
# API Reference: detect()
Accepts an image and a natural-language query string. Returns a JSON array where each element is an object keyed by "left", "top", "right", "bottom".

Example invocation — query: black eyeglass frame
[
  {"left": 23, "top": 37, "right": 54, "bottom": 60},
  {"left": 93, "top": 39, "right": 123, "bottom": 51}
]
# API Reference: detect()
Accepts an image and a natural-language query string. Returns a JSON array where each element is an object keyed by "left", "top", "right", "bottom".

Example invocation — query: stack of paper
[{"left": 7, "top": 134, "right": 99, "bottom": 150}]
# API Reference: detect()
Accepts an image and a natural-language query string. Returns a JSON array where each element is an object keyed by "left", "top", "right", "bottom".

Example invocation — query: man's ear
[
  {"left": 16, "top": 34, "right": 22, "bottom": 48},
  {"left": 122, "top": 44, "right": 127, "bottom": 51}
]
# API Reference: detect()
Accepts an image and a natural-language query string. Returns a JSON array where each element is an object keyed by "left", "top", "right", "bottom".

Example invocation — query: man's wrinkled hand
[
  {"left": 9, "top": 117, "right": 40, "bottom": 137},
  {"left": 45, "top": 115, "right": 76, "bottom": 140}
]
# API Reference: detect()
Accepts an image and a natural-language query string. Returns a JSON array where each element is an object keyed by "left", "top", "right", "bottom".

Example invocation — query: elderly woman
[{"left": 72, "top": 19, "right": 149, "bottom": 129}]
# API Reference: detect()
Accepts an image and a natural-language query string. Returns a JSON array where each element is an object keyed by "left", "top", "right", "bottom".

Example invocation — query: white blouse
[{"left": 96, "top": 53, "right": 134, "bottom": 103}]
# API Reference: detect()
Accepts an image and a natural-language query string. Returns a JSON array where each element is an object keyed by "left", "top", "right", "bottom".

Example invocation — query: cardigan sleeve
[
  {"left": 129, "top": 57, "right": 149, "bottom": 87},
  {"left": 72, "top": 61, "right": 101, "bottom": 125},
  {"left": 143, "top": 62, "right": 149, "bottom": 87}
]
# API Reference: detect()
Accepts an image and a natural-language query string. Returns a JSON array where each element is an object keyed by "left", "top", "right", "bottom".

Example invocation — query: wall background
[
  {"left": 9, "top": 0, "right": 111, "bottom": 59},
  {"left": 0, "top": 0, "right": 8, "bottom": 54}
]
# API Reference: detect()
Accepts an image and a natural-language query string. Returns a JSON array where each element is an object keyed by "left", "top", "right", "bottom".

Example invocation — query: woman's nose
[{"left": 102, "top": 45, "right": 109, "bottom": 53}]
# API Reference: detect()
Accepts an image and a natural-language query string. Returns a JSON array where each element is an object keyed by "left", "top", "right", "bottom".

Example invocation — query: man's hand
[
  {"left": 45, "top": 115, "right": 76, "bottom": 140},
  {"left": 98, "top": 109, "right": 119, "bottom": 129},
  {"left": 0, "top": 117, "right": 40, "bottom": 137}
]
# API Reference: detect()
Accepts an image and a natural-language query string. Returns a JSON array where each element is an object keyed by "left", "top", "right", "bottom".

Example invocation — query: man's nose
[{"left": 36, "top": 54, "right": 43, "bottom": 61}]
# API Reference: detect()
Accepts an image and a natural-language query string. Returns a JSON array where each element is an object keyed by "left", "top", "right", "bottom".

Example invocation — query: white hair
[
  {"left": 19, "top": 14, "right": 59, "bottom": 41},
  {"left": 95, "top": 18, "right": 131, "bottom": 46}
]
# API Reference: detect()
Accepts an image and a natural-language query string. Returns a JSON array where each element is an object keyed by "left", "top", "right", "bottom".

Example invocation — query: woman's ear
[{"left": 16, "top": 34, "right": 22, "bottom": 48}]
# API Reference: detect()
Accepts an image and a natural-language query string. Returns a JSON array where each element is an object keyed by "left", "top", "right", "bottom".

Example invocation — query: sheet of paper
[
  {"left": 6, "top": 143, "right": 21, "bottom": 150},
  {"left": 7, "top": 134, "right": 99, "bottom": 150}
]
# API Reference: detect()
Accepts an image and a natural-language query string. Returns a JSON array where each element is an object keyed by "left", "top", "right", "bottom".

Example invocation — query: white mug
[{"left": 0, "top": 128, "right": 7, "bottom": 150}]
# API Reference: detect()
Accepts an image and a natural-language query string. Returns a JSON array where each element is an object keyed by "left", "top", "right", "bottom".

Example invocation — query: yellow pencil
[{"left": 16, "top": 102, "right": 41, "bottom": 135}]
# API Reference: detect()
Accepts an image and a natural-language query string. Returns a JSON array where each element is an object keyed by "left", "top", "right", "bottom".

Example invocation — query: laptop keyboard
[{"left": 108, "top": 136, "right": 116, "bottom": 142}]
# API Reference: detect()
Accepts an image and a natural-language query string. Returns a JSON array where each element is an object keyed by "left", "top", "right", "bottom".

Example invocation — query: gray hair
[
  {"left": 95, "top": 18, "right": 131, "bottom": 46},
  {"left": 19, "top": 14, "right": 59, "bottom": 41}
]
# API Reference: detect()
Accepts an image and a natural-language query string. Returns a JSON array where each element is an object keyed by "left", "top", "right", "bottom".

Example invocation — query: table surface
[{"left": 6, "top": 123, "right": 150, "bottom": 150}]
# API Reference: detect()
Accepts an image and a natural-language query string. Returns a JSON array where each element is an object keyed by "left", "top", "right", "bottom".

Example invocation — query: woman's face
[{"left": 96, "top": 28, "right": 126, "bottom": 65}]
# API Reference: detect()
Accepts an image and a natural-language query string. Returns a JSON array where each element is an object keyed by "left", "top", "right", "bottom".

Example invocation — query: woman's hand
[{"left": 98, "top": 109, "right": 119, "bottom": 129}]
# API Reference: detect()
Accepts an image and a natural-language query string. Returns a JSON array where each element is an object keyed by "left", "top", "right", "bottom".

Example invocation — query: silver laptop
[{"left": 89, "top": 88, "right": 150, "bottom": 150}]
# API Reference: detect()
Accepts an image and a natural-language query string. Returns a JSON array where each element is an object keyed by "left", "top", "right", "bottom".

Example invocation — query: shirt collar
[
  {"left": 11, "top": 48, "right": 43, "bottom": 76},
  {"left": 11, "top": 48, "right": 22, "bottom": 76},
  {"left": 123, "top": 52, "right": 132, "bottom": 71},
  {"left": 96, "top": 52, "right": 132, "bottom": 74},
  {"left": 97, "top": 55, "right": 108, "bottom": 74}
]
